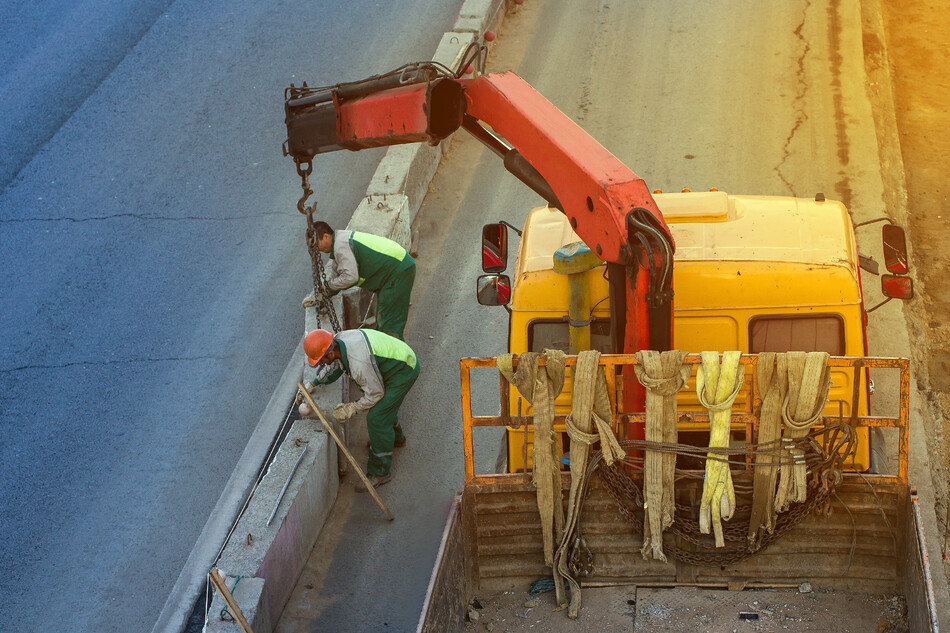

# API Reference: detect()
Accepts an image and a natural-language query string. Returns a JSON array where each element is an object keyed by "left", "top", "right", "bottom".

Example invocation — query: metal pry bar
[{"left": 267, "top": 444, "right": 309, "bottom": 526}]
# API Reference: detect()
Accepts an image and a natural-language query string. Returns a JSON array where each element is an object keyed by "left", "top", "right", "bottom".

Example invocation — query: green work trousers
[
  {"left": 375, "top": 263, "right": 415, "bottom": 340},
  {"left": 366, "top": 361, "right": 420, "bottom": 476}
]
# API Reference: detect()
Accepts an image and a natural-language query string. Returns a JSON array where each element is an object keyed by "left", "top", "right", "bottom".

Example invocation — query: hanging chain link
[
  {"left": 296, "top": 158, "right": 342, "bottom": 333},
  {"left": 307, "top": 234, "right": 342, "bottom": 332}
]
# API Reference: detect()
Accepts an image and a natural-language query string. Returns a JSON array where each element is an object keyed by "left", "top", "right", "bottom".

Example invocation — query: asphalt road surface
[
  {"left": 0, "top": 2, "right": 462, "bottom": 632},
  {"left": 276, "top": 0, "right": 930, "bottom": 632}
]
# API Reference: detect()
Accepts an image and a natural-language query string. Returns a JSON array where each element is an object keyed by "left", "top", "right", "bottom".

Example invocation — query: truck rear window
[
  {"left": 749, "top": 315, "right": 844, "bottom": 355},
  {"left": 528, "top": 319, "right": 613, "bottom": 353}
]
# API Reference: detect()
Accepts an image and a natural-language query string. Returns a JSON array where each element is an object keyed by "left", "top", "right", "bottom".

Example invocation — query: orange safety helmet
[{"left": 304, "top": 329, "right": 335, "bottom": 366}]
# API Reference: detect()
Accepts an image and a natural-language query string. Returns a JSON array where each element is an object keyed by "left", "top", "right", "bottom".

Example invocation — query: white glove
[
  {"left": 298, "top": 401, "right": 313, "bottom": 417},
  {"left": 295, "top": 382, "right": 316, "bottom": 405},
  {"left": 333, "top": 402, "right": 358, "bottom": 421}
]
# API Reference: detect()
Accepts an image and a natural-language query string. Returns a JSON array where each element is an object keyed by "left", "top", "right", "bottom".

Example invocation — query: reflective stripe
[
  {"left": 352, "top": 231, "right": 407, "bottom": 261},
  {"left": 364, "top": 329, "right": 417, "bottom": 370}
]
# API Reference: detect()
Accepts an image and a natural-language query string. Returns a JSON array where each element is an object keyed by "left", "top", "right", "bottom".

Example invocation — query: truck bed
[
  {"left": 420, "top": 355, "right": 937, "bottom": 633},
  {"left": 418, "top": 475, "right": 934, "bottom": 632}
]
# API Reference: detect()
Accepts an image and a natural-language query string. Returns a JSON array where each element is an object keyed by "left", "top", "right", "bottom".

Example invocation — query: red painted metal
[
  {"left": 882, "top": 274, "right": 914, "bottom": 299},
  {"left": 459, "top": 73, "right": 673, "bottom": 420},
  {"left": 460, "top": 72, "right": 671, "bottom": 264},
  {"left": 316, "top": 71, "right": 677, "bottom": 412},
  {"left": 335, "top": 82, "right": 435, "bottom": 150},
  {"left": 624, "top": 263, "right": 653, "bottom": 437}
]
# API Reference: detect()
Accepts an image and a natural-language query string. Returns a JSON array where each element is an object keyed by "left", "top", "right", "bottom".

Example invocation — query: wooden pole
[
  {"left": 208, "top": 567, "right": 253, "bottom": 633},
  {"left": 298, "top": 383, "right": 394, "bottom": 521}
]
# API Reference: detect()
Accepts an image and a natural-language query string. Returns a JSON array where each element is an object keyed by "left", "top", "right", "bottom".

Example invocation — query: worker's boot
[
  {"left": 394, "top": 425, "right": 407, "bottom": 447},
  {"left": 355, "top": 473, "right": 392, "bottom": 493}
]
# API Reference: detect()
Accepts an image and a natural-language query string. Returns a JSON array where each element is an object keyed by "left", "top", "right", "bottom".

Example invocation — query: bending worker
[
  {"left": 302, "top": 328, "right": 420, "bottom": 490},
  {"left": 313, "top": 221, "right": 416, "bottom": 340}
]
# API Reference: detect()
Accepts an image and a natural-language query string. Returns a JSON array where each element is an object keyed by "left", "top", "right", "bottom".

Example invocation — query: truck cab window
[
  {"left": 528, "top": 320, "right": 613, "bottom": 353},
  {"left": 749, "top": 315, "right": 844, "bottom": 355}
]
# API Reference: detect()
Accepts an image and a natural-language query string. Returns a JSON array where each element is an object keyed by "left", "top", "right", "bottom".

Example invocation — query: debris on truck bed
[
  {"left": 632, "top": 586, "right": 908, "bottom": 633},
  {"left": 463, "top": 585, "right": 908, "bottom": 633}
]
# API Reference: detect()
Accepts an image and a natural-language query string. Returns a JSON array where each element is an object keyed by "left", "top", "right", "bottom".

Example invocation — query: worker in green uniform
[
  {"left": 302, "top": 328, "right": 420, "bottom": 490},
  {"left": 313, "top": 221, "right": 416, "bottom": 340}
]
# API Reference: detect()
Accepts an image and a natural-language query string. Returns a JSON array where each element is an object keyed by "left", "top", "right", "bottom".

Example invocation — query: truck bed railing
[{"left": 459, "top": 354, "right": 910, "bottom": 484}]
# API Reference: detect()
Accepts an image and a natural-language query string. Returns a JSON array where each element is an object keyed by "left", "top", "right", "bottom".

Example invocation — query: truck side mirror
[
  {"left": 867, "top": 274, "right": 913, "bottom": 313},
  {"left": 882, "top": 224, "right": 909, "bottom": 274},
  {"left": 476, "top": 274, "right": 511, "bottom": 306},
  {"left": 482, "top": 223, "right": 508, "bottom": 273},
  {"left": 881, "top": 274, "right": 913, "bottom": 300}
]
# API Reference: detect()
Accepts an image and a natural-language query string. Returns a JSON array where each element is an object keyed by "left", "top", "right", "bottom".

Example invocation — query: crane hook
[
  {"left": 295, "top": 159, "right": 317, "bottom": 217},
  {"left": 297, "top": 186, "right": 317, "bottom": 217}
]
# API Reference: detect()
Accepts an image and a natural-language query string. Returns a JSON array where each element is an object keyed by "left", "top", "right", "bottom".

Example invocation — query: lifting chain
[
  {"left": 568, "top": 536, "right": 594, "bottom": 577},
  {"left": 588, "top": 423, "right": 852, "bottom": 568},
  {"left": 295, "top": 158, "right": 342, "bottom": 333},
  {"left": 307, "top": 232, "right": 342, "bottom": 333},
  {"left": 597, "top": 460, "right": 834, "bottom": 566}
]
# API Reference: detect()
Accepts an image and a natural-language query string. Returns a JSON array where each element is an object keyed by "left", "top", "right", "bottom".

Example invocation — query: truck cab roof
[{"left": 516, "top": 191, "right": 859, "bottom": 278}]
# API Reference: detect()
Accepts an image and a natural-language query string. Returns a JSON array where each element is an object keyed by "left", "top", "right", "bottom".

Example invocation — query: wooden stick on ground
[
  {"left": 298, "top": 383, "right": 394, "bottom": 521},
  {"left": 209, "top": 567, "right": 253, "bottom": 633}
]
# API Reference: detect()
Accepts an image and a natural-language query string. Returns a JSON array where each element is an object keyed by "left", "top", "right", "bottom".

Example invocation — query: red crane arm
[
  {"left": 284, "top": 68, "right": 675, "bottom": 418},
  {"left": 460, "top": 72, "right": 670, "bottom": 265}
]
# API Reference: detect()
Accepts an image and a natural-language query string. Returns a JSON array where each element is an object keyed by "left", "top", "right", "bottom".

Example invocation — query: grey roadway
[
  {"left": 0, "top": 2, "right": 463, "bottom": 632},
  {"left": 278, "top": 0, "right": 947, "bottom": 631}
]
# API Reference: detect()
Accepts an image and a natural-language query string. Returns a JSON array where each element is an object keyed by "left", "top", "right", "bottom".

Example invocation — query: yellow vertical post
[{"left": 553, "top": 241, "right": 603, "bottom": 354}]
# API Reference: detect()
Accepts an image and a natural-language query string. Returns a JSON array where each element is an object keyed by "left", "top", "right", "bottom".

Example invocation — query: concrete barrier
[
  {"left": 455, "top": 0, "right": 507, "bottom": 37},
  {"left": 205, "top": 576, "right": 270, "bottom": 633},
  {"left": 206, "top": 418, "right": 338, "bottom": 633}
]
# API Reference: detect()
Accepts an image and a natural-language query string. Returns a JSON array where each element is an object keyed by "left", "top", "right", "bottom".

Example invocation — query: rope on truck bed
[
  {"left": 498, "top": 350, "right": 566, "bottom": 568},
  {"left": 497, "top": 350, "right": 858, "bottom": 612},
  {"left": 632, "top": 350, "right": 691, "bottom": 562},
  {"left": 553, "top": 350, "right": 623, "bottom": 619},
  {"left": 697, "top": 351, "right": 744, "bottom": 547},
  {"left": 574, "top": 351, "right": 853, "bottom": 568},
  {"left": 748, "top": 351, "right": 786, "bottom": 551}
]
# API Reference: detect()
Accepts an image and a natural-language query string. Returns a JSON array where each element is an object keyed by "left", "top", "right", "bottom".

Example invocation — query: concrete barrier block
[
  {"left": 454, "top": 0, "right": 506, "bottom": 34},
  {"left": 341, "top": 288, "right": 366, "bottom": 330},
  {"left": 302, "top": 295, "right": 344, "bottom": 344},
  {"left": 205, "top": 576, "right": 271, "bottom": 633},
  {"left": 348, "top": 194, "right": 411, "bottom": 250},
  {"left": 433, "top": 31, "right": 476, "bottom": 75},
  {"left": 217, "top": 419, "right": 338, "bottom": 629},
  {"left": 367, "top": 143, "right": 444, "bottom": 224}
]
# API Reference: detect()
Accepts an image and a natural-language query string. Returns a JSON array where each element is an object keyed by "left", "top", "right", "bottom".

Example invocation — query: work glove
[
  {"left": 333, "top": 402, "right": 358, "bottom": 421},
  {"left": 295, "top": 381, "right": 317, "bottom": 405},
  {"left": 301, "top": 293, "right": 317, "bottom": 309}
]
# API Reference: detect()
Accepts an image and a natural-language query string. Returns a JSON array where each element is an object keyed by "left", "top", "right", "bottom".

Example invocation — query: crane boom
[{"left": 284, "top": 66, "right": 676, "bottom": 410}]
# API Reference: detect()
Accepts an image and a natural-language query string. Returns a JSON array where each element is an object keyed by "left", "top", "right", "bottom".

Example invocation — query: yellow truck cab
[{"left": 500, "top": 190, "right": 874, "bottom": 472}]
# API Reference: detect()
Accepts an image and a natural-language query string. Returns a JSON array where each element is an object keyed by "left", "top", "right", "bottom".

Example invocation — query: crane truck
[{"left": 283, "top": 57, "right": 937, "bottom": 632}]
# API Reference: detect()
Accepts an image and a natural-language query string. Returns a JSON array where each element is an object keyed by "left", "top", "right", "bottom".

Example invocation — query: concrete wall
[{"left": 206, "top": 418, "right": 338, "bottom": 633}]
